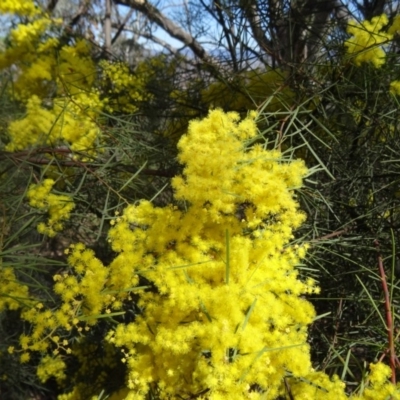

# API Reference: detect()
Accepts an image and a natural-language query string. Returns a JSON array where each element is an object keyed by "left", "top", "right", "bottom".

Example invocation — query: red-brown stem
[
  {"left": 374, "top": 239, "right": 396, "bottom": 384},
  {"left": 311, "top": 228, "right": 349, "bottom": 242}
]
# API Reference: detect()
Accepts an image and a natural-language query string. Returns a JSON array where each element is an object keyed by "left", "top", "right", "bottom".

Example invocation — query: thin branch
[
  {"left": 240, "top": 0, "right": 279, "bottom": 62},
  {"left": 0, "top": 149, "right": 176, "bottom": 178},
  {"left": 311, "top": 228, "right": 350, "bottom": 242},
  {"left": 104, "top": 0, "right": 113, "bottom": 55},
  {"left": 374, "top": 239, "right": 396, "bottom": 385},
  {"left": 114, "top": 0, "right": 211, "bottom": 62},
  {"left": 203, "top": 0, "right": 238, "bottom": 71},
  {"left": 111, "top": 8, "right": 135, "bottom": 44},
  {"left": 69, "top": 1, "right": 91, "bottom": 27},
  {"left": 111, "top": 23, "right": 178, "bottom": 54}
]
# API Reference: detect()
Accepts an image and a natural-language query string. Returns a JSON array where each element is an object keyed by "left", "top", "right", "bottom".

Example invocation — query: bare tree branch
[
  {"left": 241, "top": 1, "right": 279, "bottom": 62},
  {"left": 111, "top": 22, "right": 179, "bottom": 54},
  {"left": 70, "top": 0, "right": 91, "bottom": 27},
  {"left": 46, "top": 0, "right": 59, "bottom": 12},
  {"left": 199, "top": 0, "right": 263, "bottom": 69},
  {"left": 112, "top": 8, "right": 135, "bottom": 44},
  {"left": 113, "top": 0, "right": 211, "bottom": 62},
  {"left": 209, "top": 0, "right": 238, "bottom": 71},
  {"left": 104, "top": 0, "right": 113, "bottom": 55},
  {"left": 242, "top": 0, "right": 349, "bottom": 66}
]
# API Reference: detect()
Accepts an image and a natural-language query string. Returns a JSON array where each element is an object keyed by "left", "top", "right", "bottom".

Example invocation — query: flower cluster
[
  {"left": 389, "top": 15, "right": 400, "bottom": 35},
  {"left": 390, "top": 80, "right": 400, "bottom": 95},
  {"left": 0, "top": 14, "right": 60, "bottom": 91},
  {"left": 14, "top": 244, "right": 111, "bottom": 377},
  {"left": 0, "top": 10, "right": 150, "bottom": 155},
  {"left": 0, "top": 267, "right": 31, "bottom": 311},
  {"left": 27, "top": 179, "right": 75, "bottom": 237},
  {"left": 37, "top": 355, "right": 66, "bottom": 384},
  {"left": 104, "top": 110, "right": 318, "bottom": 399},
  {"left": 363, "top": 362, "right": 397, "bottom": 399},
  {"left": 344, "top": 14, "right": 400, "bottom": 99},
  {"left": 63, "top": 243, "right": 113, "bottom": 318},
  {"left": 345, "top": 14, "right": 392, "bottom": 68},
  {"left": 102, "top": 109, "right": 400, "bottom": 400},
  {"left": 3, "top": 108, "right": 399, "bottom": 399},
  {"left": 3, "top": 36, "right": 102, "bottom": 154},
  {"left": 288, "top": 371, "right": 347, "bottom": 400},
  {"left": 0, "top": 0, "right": 39, "bottom": 16},
  {"left": 99, "top": 60, "right": 151, "bottom": 113}
]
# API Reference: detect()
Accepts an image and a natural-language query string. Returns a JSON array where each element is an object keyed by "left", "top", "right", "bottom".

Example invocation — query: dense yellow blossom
[
  {"left": 4, "top": 104, "right": 399, "bottom": 398},
  {"left": 389, "top": 14, "right": 400, "bottom": 35},
  {"left": 99, "top": 109, "right": 400, "bottom": 399},
  {"left": 345, "top": 14, "right": 392, "bottom": 67},
  {"left": 104, "top": 110, "right": 316, "bottom": 398},
  {"left": 17, "top": 241, "right": 116, "bottom": 364},
  {"left": 361, "top": 363, "right": 400, "bottom": 400},
  {"left": 99, "top": 60, "right": 151, "bottom": 113},
  {"left": 27, "top": 179, "right": 75, "bottom": 237},
  {"left": 390, "top": 80, "right": 400, "bottom": 95},
  {"left": 0, "top": 0, "right": 39, "bottom": 16},
  {"left": 344, "top": 14, "right": 400, "bottom": 98},
  {"left": 0, "top": 267, "right": 31, "bottom": 311},
  {"left": 3, "top": 34, "right": 102, "bottom": 153},
  {"left": 10, "top": 18, "right": 54, "bottom": 48},
  {"left": 0, "top": 10, "right": 148, "bottom": 156},
  {"left": 288, "top": 372, "right": 347, "bottom": 400},
  {"left": 37, "top": 355, "right": 66, "bottom": 383}
]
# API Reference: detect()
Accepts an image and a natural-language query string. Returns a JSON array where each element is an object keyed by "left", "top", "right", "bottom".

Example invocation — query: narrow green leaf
[{"left": 242, "top": 298, "right": 257, "bottom": 331}]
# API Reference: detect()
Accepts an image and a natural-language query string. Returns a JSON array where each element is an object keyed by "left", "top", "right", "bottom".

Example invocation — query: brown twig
[
  {"left": 374, "top": 239, "right": 396, "bottom": 385},
  {"left": 310, "top": 228, "right": 349, "bottom": 242},
  {"left": 0, "top": 149, "right": 176, "bottom": 178}
]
